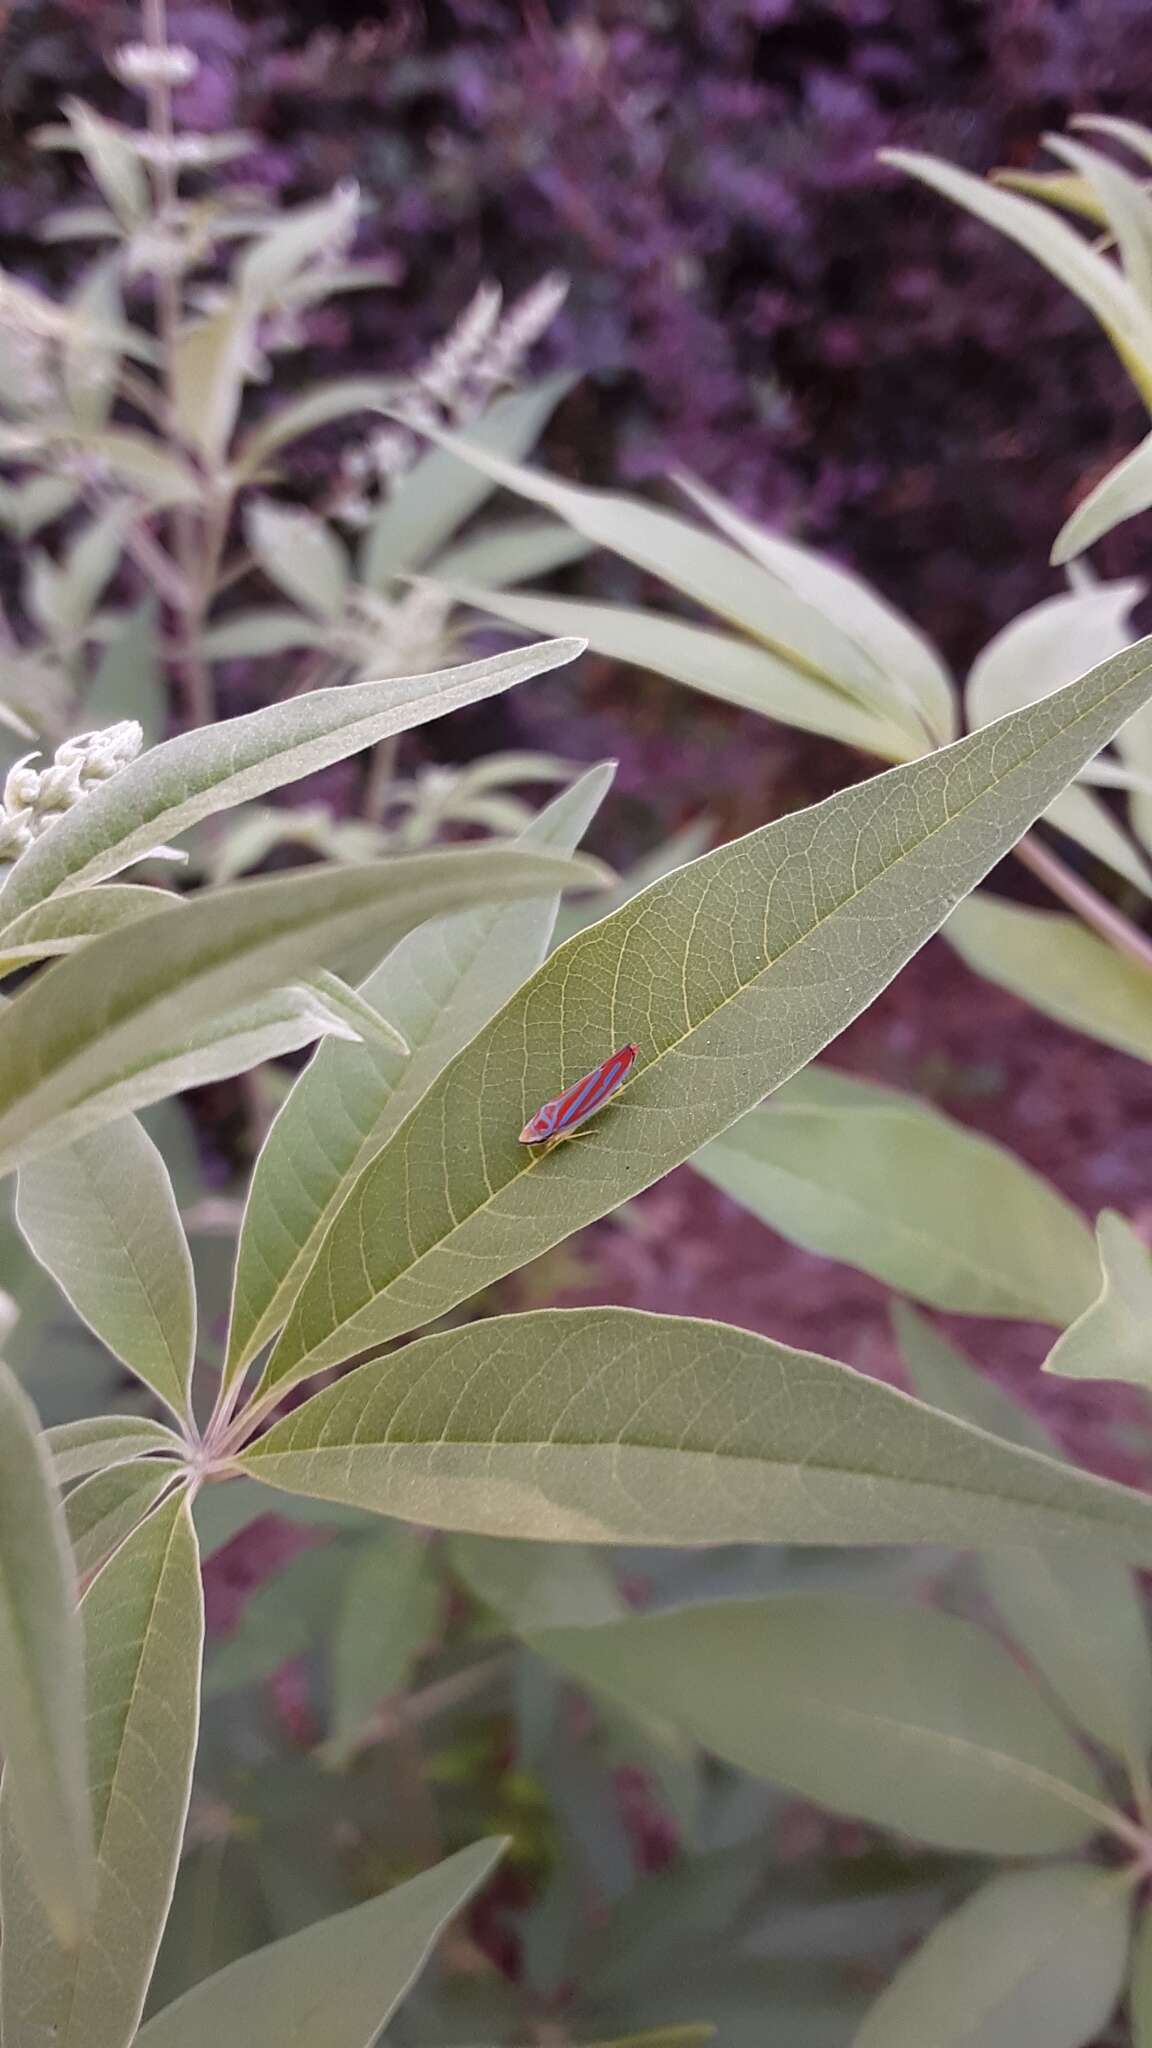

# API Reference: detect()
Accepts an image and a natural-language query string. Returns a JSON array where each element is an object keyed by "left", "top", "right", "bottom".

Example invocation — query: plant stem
[
  {"left": 141, "top": 0, "right": 215, "bottom": 727},
  {"left": 1012, "top": 830, "right": 1152, "bottom": 974}
]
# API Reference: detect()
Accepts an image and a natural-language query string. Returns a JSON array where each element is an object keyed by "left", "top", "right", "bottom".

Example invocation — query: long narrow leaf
[
  {"left": 133, "top": 1839, "right": 504, "bottom": 2048},
  {"left": 528, "top": 1596, "right": 1111, "bottom": 1855},
  {"left": 0, "top": 1360, "right": 94, "bottom": 1945},
  {"left": 46, "top": 1414, "right": 185, "bottom": 1484},
  {"left": 226, "top": 763, "right": 615, "bottom": 1380},
  {"left": 1053, "top": 428, "right": 1152, "bottom": 563},
  {"left": 0, "top": 1490, "right": 202, "bottom": 2048},
  {"left": 853, "top": 1865, "right": 1131, "bottom": 2048},
  {"left": 0, "top": 845, "right": 604, "bottom": 1176},
  {"left": 0, "top": 883, "right": 180, "bottom": 978},
  {"left": 260, "top": 634, "right": 1152, "bottom": 1391},
  {"left": 17, "top": 1117, "right": 197, "bottom": 1418},
  {"left": 1044, "top": 1210, "right": 1152, "bottom": 1388},
  {"left": 947, "top": 895, "right": 1152, "bottom": 1064},
  {"left": 0, "top": 637, "right": 582, "bottom": 921},
  {"left": 240, "top": 1307, "right": 1152, "bottom": 1564}
]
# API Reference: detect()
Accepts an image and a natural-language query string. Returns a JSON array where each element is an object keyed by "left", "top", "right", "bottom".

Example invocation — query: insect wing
[{"left": 516, "top": 1043, "right": 637, "bottom": 1146}]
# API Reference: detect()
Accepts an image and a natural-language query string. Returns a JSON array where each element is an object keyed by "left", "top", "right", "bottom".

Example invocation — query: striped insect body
[{"left": 519, "top": 1043, "right": 639, "bottom": 1146}]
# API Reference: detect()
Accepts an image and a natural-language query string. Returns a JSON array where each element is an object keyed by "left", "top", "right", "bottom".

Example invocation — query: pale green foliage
[
  {"left": 0, "top": 1492, "right": 202, "bottom": 2048},
  {"left": 133, "top": 1840, "right": 505, "bottom": 2047},
  {"left": 947, "top": 895, "right": 1152, "bottom": 1063},
  {"left": 1045, "top": 1210, "right": 1152, "bottom": 1388},
  {"left": 851, "top": 1866, "right": 1131, "bottom": 2048},
  {"left": 17, "top": 1117, "right": 196, "bottom": 1417},
  {"left": 240, "top": 1307, "right": 1152, "bottom": 1559},
  {"left": 259, "top": 638, "right": 1152, "bottom": 1389},
  {"left": 528, "top": 1596, "right": 1111, "bottom": 1854},
  {"left": 0, "top": 1361, "right": 93, "bottom": 1946},
  {"left": 692, "top": 1069, "right": 1098, "bottom": 1322},
  {"left": 895, "top": 1305, "right": 1152, "bottom": 1777}
]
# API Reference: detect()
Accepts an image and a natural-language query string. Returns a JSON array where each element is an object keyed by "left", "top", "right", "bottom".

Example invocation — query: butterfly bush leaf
[
  {"left": 225, "top": 763, "right": 615, "bottom": 1381},
  {"left": 0, "top": 1359, "right": 94, "bottom": 1947},
  {"left": 360, "top": 374, "right": 575, "bottom": 588},
  {"left": 241, "top": 1307, "right": 1152, "bottom": 1565},
  {"left": 17, "top": 1116, "right": 197, "bottom": 1417},
  {"left": 246, "top": 500, "right": 349, "bottom": 620},
  {"left": 0, "top": 637, "right": 582, "bottom": 921},
  {"left": 896, "top": 1303, "right": 1152, "bottom": 1775},
  {"left": 0, "top": 845, "right": 604, "bottom": 1177},
  {"left": 1045, "top": 1210, "right": 1152, "bottom": 1388},
  {"left": 853, "top": 1864, "right": 1131, "bottom": 2048},
  {"left": 527, "top": 1595, "right": 1111, "bottom": 1855},
  {"left": 430, "top": 516, "right": 592, "bottom": 588},
  {"left": 428, "top": 426, "right": 936, "bottom": 743},
  {"left": 947, "top": 895, "right": 1152, "bottom": 1064},
  {"left": 326, "top": 1527, "right": 439, "bottom": 1763},
  {"left": 443, "top": 584, "right": 917, "bottom": 758},
  {"left": 133, "top": 1838, "right": 503, "bottom": 2048},
  {"left": 967, "top": 580, "right": 1151, "bottom": 895},
  {"left": 0, "top": 1490, "right": 202, "bottom": 2048},
  {"left": 0, "top": 883, "right": 180, "bottom": 978},
  {"left": 261, "top": 635, "right": 1152, "bottom": 1391},
  {"left": 1053, "top": 428, "right": 1152, "bottom": 564},
  {"left": 692, "top": 1073, "right": 1097, "bottom": 1323},
  {"left": 674, "top": 468, "right": 956, "bottom": 744},
  {"left": 46, "top": 1414, "right": 185, "bottom": 1485},
  {"left": 64, "top": 1461, "right": 183, "bottom": 1578}
]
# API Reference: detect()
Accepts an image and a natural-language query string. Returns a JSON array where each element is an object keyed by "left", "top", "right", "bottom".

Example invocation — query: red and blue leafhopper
[{"left": 519, "top": 1043, "right": 639, "bottom": 1147}]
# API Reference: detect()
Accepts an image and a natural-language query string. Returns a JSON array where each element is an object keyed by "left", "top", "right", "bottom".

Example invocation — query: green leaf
[
  {"left": 64, "top": 260, "right": 124, "bottom": 431},
  {"left": 967, "top": 581, "right": 1151, "bottom": 894},
  {"left": 172, "top": 301, "right": 255, "bottom": 465},
  {"left": 0, "top": 844, "right": 603, "bottom": 1176},
  {"left": 203, "top": 1542, "right": 349, "bottom": 1698},
  {"left": 947, "top": 895, "right": 1152, "bottom": 1064},
  {"left": 675, "top": 468, "right": 956, "bottom": 744},
  {"left": 852, "top": 1865, "right": 1131, "bottom": 2048},
  {"left": 235, "top": 378, "right": 402, "bottom": 477},
  {"left": 447, "top": 584, "right": 916, "bottom": 757},
  {"left": 226, "top": 763, "right": 614, "bottom": 1380},
  {"left": 895, "top": 1303, "right": 1152, "bottom": 1775},
  {"left": 133, "top": 1839, "right": 504, "bottom": 2048},
  {"left": 239, "top": 182, "right": 361, "bottom": 305},
  {"left": 1053, "top": 429, "right": 1152, "bottom": 563},
  {"left": 0, "top": 1358, "right": 94, "bottom": 1946},
  {"left": 432, "top": 436, "right": 929, "bottom": 750},
  {"left": 0, "top": 1490, "right": 202, "bottom": 2048},
  {"left": 63, "top": 429, "right": 202, "bottom": 508},
  {"left": 360, "top": 376, "right": 575, "bottom": 588},
  {"left": 0, "top": 883, "right": 180, "bottom": 977},
  {"left": 550, "top": 816, "right": 713, "bottom": 948},
  {"left": 326, "top": 1527, "right": 439, "bottom": 1762},
  {"left": 528, "top": 1595, "right": 1111, "bottom": 1854},
  {"left": 261, "top": 634, "right": 1152, "bottom": 1389},
  {"left": 1132, "top": 1901, "right": 1152, "bottom": 2048},
  {"left": 17, "top": 1116, "right": 197, "bottom": 1417},
  {"left": 0, "top": 637, "right": 582, "bottom": 919},
  {"left": 448, "top": 1532, "right": 628, "bottom": 1630},
  {"left": 885, "top": 148, "right": 1152, "bottom": 404},
  {"left": 430, "top": 517, "right": 592, "bottom": 588},
  {"left": 240, "top": 1306, "right": 1152, "bottom": 1564},
  {"left": 296, "top": 970, "right": 409, "bottom": 1055},
  {"left": 64, "top": 1460, "right": 183, "bottom": 1577},
  {"left": 84, "top": 602, "right": 164, "bottom": 742},
  {"left": 57, "top": 97, "right": 148, "bottom": 225},
  {"left": 197, "top": 609, "right": 326, "bottom": 660},
  {"left": 1046, "top": 134, "right": 1152, "bottom": 307},
  {"left": 1045, "top": 1209, "right": 1152, "bottom": 1387},
  {"left": 246, "top": 500, "right": 349, "bottom": 620},
  {"left": 46, "top": 1413, "right": 185, "bottom": 1484},
  {"left": 691, "top": 1073, "right": 1097, "bottom": 1323}
]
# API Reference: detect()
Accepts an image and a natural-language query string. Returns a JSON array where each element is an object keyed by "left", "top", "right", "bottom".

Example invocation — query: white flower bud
[
  {"left": 112, "top": 42, "right": 199, "bottom": 89},
  {"left": 3, "top": 753, "right": 41, "bottom": 813},
  {"left": 0, "top": 810, "right": 34, "bottom": 861}
]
